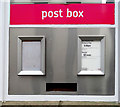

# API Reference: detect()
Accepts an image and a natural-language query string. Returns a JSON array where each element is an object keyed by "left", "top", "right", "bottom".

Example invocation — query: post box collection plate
[{"left": 9, "top": 27, "right": 115, "bottom": 95}]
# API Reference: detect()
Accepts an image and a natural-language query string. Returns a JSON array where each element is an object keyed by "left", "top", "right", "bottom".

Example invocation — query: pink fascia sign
[{"left": 10, "top": 4, "right": 115, "bottom": 25}]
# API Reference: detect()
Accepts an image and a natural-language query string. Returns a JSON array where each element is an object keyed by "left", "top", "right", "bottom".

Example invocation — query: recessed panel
[
  {"left": 22, "top": 41, "right": 41, "bottom": 71},
  {"left": 17, "top": 36, "right": 45, "bottom": 76},
  {"left": 82, "top": 40, "right": 101, "bottom": 71},
  {"left": 78, "top": 35, "right": 105, "bottom": 75}
]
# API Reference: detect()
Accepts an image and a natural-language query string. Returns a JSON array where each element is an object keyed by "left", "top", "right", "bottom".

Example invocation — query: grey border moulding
[
  {"left": 17, "top": 36, "right": 45, "bottom": 76},
  {"left": 77, "top": 35, "right": 105, "bottom": 76}
]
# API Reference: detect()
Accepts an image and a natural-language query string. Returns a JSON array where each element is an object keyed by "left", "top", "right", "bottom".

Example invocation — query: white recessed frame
[
  {"left": 78, "top": 35, "right": 105, "bottom": 75},
  {"left": 17, "top": 36, "right": 45, "bottom": 76}
]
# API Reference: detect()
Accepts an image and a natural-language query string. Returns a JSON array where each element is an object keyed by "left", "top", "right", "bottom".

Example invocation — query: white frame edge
[
  {"left": 3, "top": 0, "right": 118, "bottom": 102},
  {"left": 5, "top": 95, "right": 118, "bottom": 102},
  {"left": 115, "top": 0, "right": 119, "bottom": 102},
  {"left": 9, "top": 25, "right": 116, "bottom": 28},
  {"left": 78, "top": 70, "right": 104, "bottom": 75},
  {"left": 0, "top": 0, "right": 4, "bottom": 102},
  {"left": 102, "top": 0, "right": 106, "bottom": 3},
  {"left": 18, "top": 71, "right": 44, "bottom": 76},
  {"left": 4, "top": 0, "right": 10, "bottom": 102}
]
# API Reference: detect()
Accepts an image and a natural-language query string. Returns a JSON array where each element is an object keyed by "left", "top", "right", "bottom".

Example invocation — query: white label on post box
[{"left": 82, "top": 41, "right": 101, "bottom": 71}]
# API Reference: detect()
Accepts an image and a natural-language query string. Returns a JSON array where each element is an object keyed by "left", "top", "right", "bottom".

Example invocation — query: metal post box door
[{"left": 9, "top": 28, "right": 115, "bottom": 95}]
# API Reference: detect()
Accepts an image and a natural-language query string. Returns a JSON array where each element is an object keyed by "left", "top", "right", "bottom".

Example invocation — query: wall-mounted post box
[{"left": 0, "top": 0, "right": 117, "bottom": 102}]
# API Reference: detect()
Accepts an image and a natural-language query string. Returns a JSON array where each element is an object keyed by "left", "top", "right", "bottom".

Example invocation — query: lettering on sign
[{"left": 41, "top": 8, "right": 84, "bottom": 20}]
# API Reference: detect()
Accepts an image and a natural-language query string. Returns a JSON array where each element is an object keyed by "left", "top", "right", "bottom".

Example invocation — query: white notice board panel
[
  {"left": 81, "top": 41, "right": 101, "bottom": 71},
  {"left": 78, "top": 35, "right": 105, "bottom": 75}
]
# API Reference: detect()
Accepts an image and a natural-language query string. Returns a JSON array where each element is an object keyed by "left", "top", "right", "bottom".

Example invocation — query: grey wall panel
[{"left": 9, "top": 28, "right": 115, "bottom": 95}]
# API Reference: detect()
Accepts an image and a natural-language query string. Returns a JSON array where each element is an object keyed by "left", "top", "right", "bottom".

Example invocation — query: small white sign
[{"left": 82, "top": 41, "right": 101, "bottom": 71}]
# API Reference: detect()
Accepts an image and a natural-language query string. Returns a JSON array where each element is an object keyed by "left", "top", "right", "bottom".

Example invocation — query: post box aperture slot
[
  {"left": 17, "top": 36, "right": 45, "bottom": 76},
  {"left": 46, "top": 83, "right": 77, "bottom": 91},
  {"left": 78, "top": 35, "right": 105, "bottom": 75}
]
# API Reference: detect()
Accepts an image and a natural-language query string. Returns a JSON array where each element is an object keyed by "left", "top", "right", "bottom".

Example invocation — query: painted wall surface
[
  {"left": 0, "top": 1, "right": 2, "bottom": 101},
  {"left": 118, "top": 1, "right": 120, "bottom": 102},
  {"left": 0, "top": 0, "right": 3, "bottom": 101}
]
